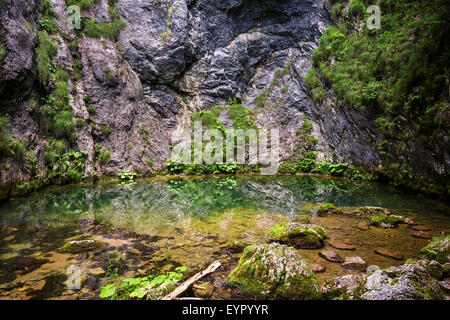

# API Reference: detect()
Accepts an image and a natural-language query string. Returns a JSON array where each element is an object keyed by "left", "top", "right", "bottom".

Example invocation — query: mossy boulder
[
  {"left": 317, "top": 203, "right": 342, "bottom": 216},
  {"left": 419, "top": 234, "right": 450, "bottom": 264},
  {"left": 62, "top": 239, "right": 104, "bottom": 253},
  {"left": 353, "top": 206, "right": 391, "bottom": 217},
  {"left": 268, "top": 222, "right": 327, "bottom": 249},
  {"left": 228, "top": 243, "right": 321, "bottom": 299},
  {"left": 370, "top": 214, "right": 405, "bottom": 228}
]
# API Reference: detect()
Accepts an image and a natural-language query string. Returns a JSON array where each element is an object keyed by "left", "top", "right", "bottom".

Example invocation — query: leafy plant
[
  {"left": 99, "top": 265, "right": 188, "bottom": 300},
  {"left": 118, "top": 171, "right": 137, "bottom": 180}
]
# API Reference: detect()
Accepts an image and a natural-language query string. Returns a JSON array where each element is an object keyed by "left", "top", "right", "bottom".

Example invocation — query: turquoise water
[{"left": 0, "top": 175, "right": 449, "bottom": 299}]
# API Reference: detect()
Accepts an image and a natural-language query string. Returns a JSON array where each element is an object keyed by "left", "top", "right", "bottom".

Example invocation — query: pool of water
[{"left": 0, "top": 175, "right": 449, "bottom": 299}]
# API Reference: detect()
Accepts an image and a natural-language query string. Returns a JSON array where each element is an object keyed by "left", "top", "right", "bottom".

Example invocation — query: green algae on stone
[
  {"left": 268, "top": 222, "right": 327, "bottom": 249},
  {"left": 228, "top": 243, "right": 321, "bottom": 299},
  {"left": 370, "top": 214, "right": 405, "bottom": 227},
  {"left": 61, "top": 239, "right": 104, "bottom": 253},
  {"left": 317, "top": 203, "right": 342, "bottom": 216},
  {"left": 419, "top": 234, "right": 450, "bottom": 264}
]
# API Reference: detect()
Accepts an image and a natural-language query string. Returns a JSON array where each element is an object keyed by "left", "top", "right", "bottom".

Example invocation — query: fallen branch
[{"left": 162, "top": 260, "right": 221, "bottom": 300}]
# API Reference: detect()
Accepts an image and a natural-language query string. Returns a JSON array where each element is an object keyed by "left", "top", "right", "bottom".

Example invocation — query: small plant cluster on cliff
[
  {"left": 68, "top": 0, "right": 126, "bottom": 41},
  {"left": 306, "top": 0, "right": 450, "bottom": 197}
]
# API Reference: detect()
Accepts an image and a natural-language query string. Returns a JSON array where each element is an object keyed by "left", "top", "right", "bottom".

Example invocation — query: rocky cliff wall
[{"left": 0, "top": 0, "right": 447, "bottom": 199}]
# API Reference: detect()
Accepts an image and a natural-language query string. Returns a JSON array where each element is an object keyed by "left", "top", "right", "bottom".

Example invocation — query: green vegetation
[
  {"left": 35, "top": 31, "right": 58, "bottom": 85},
  {"left": 66, "top": 0, "right": 101, "bottom": 10},
  {"left": 118, "top": 170, "right": 137, "bottom": 181},
  {"left": 98, "top": 149, "right": 112, "bottom": 165},
  {"left": 81, "top": 1, "right": 126, "bottom": 41},
  {"left": 99, "top": 265, "right": 187, "bottom": 300},
  {"left": 308, "top": 0, "right": 450, "bottom": 196},
  {"left": 317, "top": 203, "right": 340, "bottom": 215},
  {"left": 192, "top": 108, "right": 225, "bottom": 132},
  {"left": 227, "top": 101, "right": 257, "bottom": 130},
  {"left": 267, "top": 222, "right": 327, "bottom": 248},
  {"left": 87, "top": 106, "right": 97, "bottom": 115},
  {"left": 254, "top": 91, "right": 269, "bottom": 108},
  {"left": 0, "top": 116, "right": 26, "bottom": 160},
  {"left": 101, "top": 124, "right": 111, "bottom": 136},
  {"left": 145, "top": 157, "right": 153, "bottom": 168},
  {"left": 419, "top": 234, "right": 449, "bottom": 264},
  {"left": 161, "top": 5, "right": 174, "bottom": 44},
  {"left": 370, "top": 214, "right": 405, "bottom": 225},
  {"left": 0, "top": 44, "right": 6, "bottom": 65},
  {"left": 45, "top": 149, "right": 88, "bottom": 184}
]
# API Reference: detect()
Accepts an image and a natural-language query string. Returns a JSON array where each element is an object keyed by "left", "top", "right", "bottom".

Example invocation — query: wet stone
[
  {"left": 412, "top": 231, "right": 431, "bottom": 239},
  {"left": 355, "top": 221, "right": 369, "bottom": 231},
  {"left": 329, "top": 240, "right": 356, "bottom": 250},
  {"left": 374, "top": 248, "right": 404, "bottom": 260},
  {"left": 411, "top": 225, "right": 431, "bottom": 231},
  {"left": 319, "top": 250, "right": 342, "bottom": 262},
  {"left": 342, "top": 257, "right": 367, "bottom": 272}
]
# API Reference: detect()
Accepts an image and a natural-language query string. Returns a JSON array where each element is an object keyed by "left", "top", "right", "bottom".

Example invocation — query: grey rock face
[{"left": 0, "top": 0, "right": 447, "bottom": 196}]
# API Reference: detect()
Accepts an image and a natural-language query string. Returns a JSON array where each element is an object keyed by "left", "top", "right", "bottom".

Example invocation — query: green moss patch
[{"left": 268, "top": 222, "right": 326, "bottom": 249}]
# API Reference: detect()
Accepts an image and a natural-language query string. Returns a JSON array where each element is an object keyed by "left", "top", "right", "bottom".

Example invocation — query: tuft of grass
[{"left": 98, "top": 149, "right": 112, "bottom": 164}]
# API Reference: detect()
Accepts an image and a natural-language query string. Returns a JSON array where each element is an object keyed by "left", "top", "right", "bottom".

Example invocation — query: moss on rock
[
  {"left": 62, "top": 239, "right": 104, "bottom": 253},
  {"left": 317, "top": 203, "right": 342, "bottom": 216},
  {"left": 419, "top": 234, "right": 450, "bottom": 264},
  {"left": 268, "top": 222, "right": 327, "bottom": 249},
  {"left": 370, "top": 214, "right": 405, "bottom": 227},
  {"left": 228, "top": 243, "right": 321, "bottom": 299}
]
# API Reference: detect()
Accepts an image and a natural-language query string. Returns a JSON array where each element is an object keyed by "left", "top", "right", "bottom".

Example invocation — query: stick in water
[{"left": 162, "top": 260, "right": 221, "bottom": 300}]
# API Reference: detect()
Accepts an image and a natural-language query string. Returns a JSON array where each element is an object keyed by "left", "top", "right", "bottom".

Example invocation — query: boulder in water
[{"left": 228, "top": 243, "right": 321, "bottom": 299}]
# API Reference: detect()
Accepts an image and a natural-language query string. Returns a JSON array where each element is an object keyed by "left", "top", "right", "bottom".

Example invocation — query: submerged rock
[
  {"left": 329, "top": 240, "right": 356, "bottom": 250},
  {"left": 362, "top": 264, "right": 445, "bottom": 300},
  {"left": 374, "top": 248, "right": 404, "bottom": 260},
  {"left": 355, "top": 221, "right": 369, "bottom": 231},
  {"left": 412, "top": 231, "right": 431, "bottom": 239},
  {"left": 268, "top": 222, "right": 327, "bottom": 249},
  {"left": 319, "top": 250, "right": 342, "bottom": 263},
  {"left": 411, "top": 225, "right": 431, "bottom": 231},
  {"left": 61, "top": 240, "right": 104, "bottom": 253},
  {"left": 228, "top": 243, "right": 321, "bottom": 299},
  {"left": 419, "top": 234, "right": 450, "bottom": 264},
  {"left": 370, "top": 215, "right": 405, "bottom": 228}
]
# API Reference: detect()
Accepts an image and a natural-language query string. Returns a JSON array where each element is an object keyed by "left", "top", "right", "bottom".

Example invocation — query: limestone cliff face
[{"left": 0, "top": 0, "right": 447, "bottom": 199}]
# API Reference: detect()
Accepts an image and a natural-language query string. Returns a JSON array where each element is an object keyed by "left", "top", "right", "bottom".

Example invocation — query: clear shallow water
[{"left": 0, "top": 175, "right": 449, "bottom": 299}]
